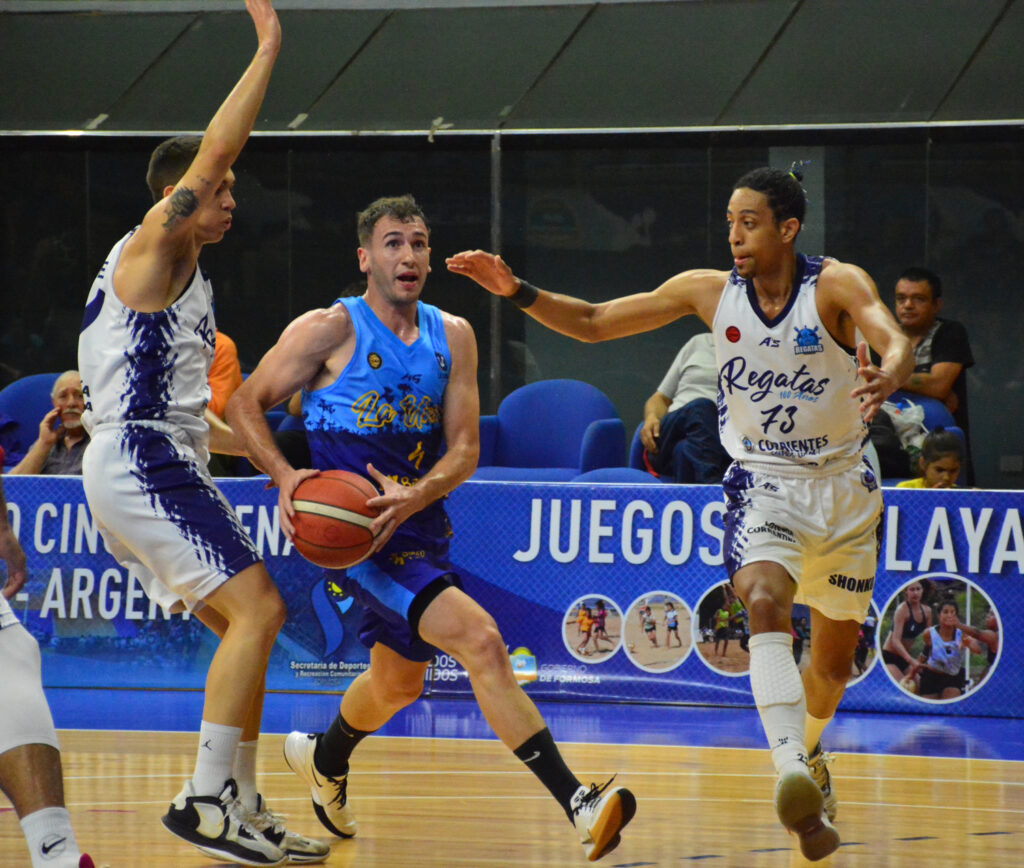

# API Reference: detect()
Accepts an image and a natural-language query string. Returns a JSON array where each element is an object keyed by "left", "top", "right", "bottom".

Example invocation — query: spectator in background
[
  {"left": 892, "top": 267, "right": 974, "bottom": 483},
  {"left": 8, "top": 371, "right": 88, "bottom": 476},
  {"left": 639, "top": 332, "right": 729, "bottom": 483},
  {"left": 895, "top": 429, "right": 963, "bottom": 489},
  {"left": 208, "top": 330, "right": 243, "bottom": 420},
  {"left": 206, "top": 331, "right": 244, "bottom": 477}
]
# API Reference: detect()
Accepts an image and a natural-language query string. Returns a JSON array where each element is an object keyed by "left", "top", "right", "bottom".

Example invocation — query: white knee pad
[{"left": 0, "top": 624, "right": 59, "bottom": 756}]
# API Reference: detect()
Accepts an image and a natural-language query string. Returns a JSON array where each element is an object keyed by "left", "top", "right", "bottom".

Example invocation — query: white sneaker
[
  {"left": 249, "top": 794, "right": 330, "bottom": 864},
  {"left": 161, "top": 778, "right": 287, "bottom": 866},
  {"left": 283, "top": 731, "right": 357, "bottom": 838},
  {"left": 774, "top": 768, "right": 839, "bottom": 862},
  {"left": 808, "top": 743, "right": 838, "bottom": 822},
  {"left": 570, "top": 778, "right": 636, "bottom": 862}
]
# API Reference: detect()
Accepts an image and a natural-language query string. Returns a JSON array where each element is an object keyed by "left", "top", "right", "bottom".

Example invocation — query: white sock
[
  {"left": 20, "top": 806, "right": 80, "bottom": 868},
  {"left": 805, "top": 713, "right": 833, "bottom": 755},
  {"left": 748, "top": 632, "right": 808, "bottom": 775},
  {"left": 233, "top": 739, "right": 260, "bottom": 813},
  {"left": 192, "top": 720, "right": 243, "bottom": 797}
]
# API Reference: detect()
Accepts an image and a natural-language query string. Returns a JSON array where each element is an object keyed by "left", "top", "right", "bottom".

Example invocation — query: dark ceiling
[{"left": 1, "top": 0, "right": 1022, "bottom": 135}]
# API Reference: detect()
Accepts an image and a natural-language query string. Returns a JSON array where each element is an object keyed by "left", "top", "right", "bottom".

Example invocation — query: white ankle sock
[
  {"left": 233, "top": 739, "right": 260, "bottom": 812},
  {"left": 748, "top": 632, "right": 808, "bottom": 774},
  {"left": 192, "top": 720, "right": 243, "bottom": 797},
  {"left": 20, "top": 806, "right": 80, "bottom": 868}
]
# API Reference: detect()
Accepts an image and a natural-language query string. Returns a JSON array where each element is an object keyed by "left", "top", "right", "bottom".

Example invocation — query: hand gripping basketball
[{"left": 290, "top": 470, "right": 381, "bottom": 569}]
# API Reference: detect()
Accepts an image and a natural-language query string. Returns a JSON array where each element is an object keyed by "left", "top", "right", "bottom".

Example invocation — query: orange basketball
[{"left": 291, "top": 470, "right": 380, "bottom": 569}]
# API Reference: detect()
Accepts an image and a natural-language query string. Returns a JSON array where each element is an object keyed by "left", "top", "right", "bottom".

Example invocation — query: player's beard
[{"left": 63, "top": 415, "right": 83, "bottom": 429}]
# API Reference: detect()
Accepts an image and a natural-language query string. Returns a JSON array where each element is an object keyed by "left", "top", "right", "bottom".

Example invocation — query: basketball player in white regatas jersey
[
  {"left": 77, "top": 3, "right": 324, "bottom": 865},
  {"left": 447, "top": 165, "right": 914, "bottom": 862}
]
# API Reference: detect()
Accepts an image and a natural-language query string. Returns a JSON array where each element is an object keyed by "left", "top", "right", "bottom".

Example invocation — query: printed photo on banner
[
  {"left": 562, "top": 595, "right": 622, "bottom": 663},
  {"left": 879, "top": 575, "right": 1001, "bottom": 703},
  {"left": 693, "top": 581, "right": 750, "bottom": 677},
  {"left": 622, "top": 592, "right": 692, "bottom": 673}
]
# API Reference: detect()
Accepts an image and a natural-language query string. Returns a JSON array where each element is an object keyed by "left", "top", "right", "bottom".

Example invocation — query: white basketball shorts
[
  {"left": 721, "top": 455, "right": 882, "bottom": 623},
  {"left": 82, "top": 422, "right": 260, "bottom": 613}
]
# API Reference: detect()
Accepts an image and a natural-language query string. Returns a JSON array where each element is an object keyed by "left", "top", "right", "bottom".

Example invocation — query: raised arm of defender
[
  {"left": 114, "top": 0, "right": 282, "bottom": 313},
  {"left": 445, "top": 250, "right": 725, "bottom": 341}
]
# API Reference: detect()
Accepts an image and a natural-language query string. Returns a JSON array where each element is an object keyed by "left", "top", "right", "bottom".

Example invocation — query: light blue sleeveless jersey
[{"left": 303, "top": 296, "right": 452, "bottom": 551}]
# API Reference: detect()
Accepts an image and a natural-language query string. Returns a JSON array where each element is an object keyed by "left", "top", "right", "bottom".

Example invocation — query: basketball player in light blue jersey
[
  {"left": 227, "top": 195, "right": 635, "bottom": 863},
  {"left": 447, "top": 166, "right": 914, "bottom": 862},
  {"left": 77, "top": 3, "right": 326, "bottom": 864}
]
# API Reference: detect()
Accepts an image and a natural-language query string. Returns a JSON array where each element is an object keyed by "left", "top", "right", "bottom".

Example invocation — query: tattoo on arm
[{"left": 162, "top": 186, "right": 200, "bottom": 231}]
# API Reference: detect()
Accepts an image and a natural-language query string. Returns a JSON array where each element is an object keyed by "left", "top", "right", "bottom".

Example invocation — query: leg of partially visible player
[{"left": 0, "top": 624, "right": 95, "bottom": 868}]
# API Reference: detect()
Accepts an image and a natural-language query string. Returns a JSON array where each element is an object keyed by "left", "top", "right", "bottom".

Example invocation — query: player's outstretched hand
[
  {"left": 246, "top": 0, "right": 282, "bottom": 53},
  {"left": 445, "top": 250, "right": 520, "bottom": 298},
  {"left": 850, "top": 341, "right": 898, "bottom": 423}
]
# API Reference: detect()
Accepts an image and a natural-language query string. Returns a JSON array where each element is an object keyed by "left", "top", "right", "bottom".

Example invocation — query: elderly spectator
[{"left": 8, "top": 371, "right": 88, "bottom": 475}]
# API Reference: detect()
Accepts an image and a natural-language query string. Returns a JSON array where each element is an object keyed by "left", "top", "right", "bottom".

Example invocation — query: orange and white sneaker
[{"left": 570, "top": 777, "right": 636, "bottom": 862}]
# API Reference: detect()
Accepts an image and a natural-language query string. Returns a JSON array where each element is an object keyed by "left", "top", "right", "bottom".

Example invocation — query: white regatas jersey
[
  {"left": 78, "top": 229, "right": 215, "bottom": 448},
  {"left": 713, "top": 254, "right": 867, "bottom": 470}
]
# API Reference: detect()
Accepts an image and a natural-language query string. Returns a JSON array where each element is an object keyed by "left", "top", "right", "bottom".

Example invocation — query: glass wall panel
[{"left": 1, "top": 128, "right": 1021, "bottom": 488}]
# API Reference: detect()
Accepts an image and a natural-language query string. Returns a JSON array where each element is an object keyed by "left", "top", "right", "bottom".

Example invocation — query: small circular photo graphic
[
  {"left": 789, "top": 601, "right": 880, "bottom": 687},
  {"left": 693, "top": 581, "right": 749, "bottom": 676},
  {"left": 622, "top": 592, "right": 693, "bottom": 672},
  {"left": 879, "top": 574, "right": 1001, "bottom": 704},
  {"left": 562, "top": 596, "right": 622, "bottom": 663}
]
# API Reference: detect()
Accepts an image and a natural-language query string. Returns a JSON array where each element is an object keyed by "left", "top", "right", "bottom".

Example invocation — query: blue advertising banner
[{"left": 3, "top": 477, "right": 1020, "bottom": 717}]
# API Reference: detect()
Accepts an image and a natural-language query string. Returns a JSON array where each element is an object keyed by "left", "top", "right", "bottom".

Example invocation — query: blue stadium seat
[
  {"left": 472, "top": 379, "right": 626, "bottom": 481},
  {"left": 571, "top": 466, "right": 660, "bottom": 483}
]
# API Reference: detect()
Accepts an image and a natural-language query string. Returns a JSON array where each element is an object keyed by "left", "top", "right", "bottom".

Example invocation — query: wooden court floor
[{"left": 2, "top": 730, "right": 1022, "bottom": 867}]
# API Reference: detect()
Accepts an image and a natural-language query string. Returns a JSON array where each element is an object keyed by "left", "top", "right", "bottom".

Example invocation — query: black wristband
[{"left": 509, "top": 279, "right": 539, "bottom": 309}]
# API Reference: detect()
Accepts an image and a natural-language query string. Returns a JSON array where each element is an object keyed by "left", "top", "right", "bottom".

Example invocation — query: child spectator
[{"left": 896, "top": 429, "right": 963, "bottom": 489}]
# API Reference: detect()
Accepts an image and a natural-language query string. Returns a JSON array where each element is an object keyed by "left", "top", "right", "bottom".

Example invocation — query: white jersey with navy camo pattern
[
  {"left": 78, "top": 228, "right": 215, "bottom": 448},
  {"left": 713, "top": 254, "right": 867, "bottom": 469}
]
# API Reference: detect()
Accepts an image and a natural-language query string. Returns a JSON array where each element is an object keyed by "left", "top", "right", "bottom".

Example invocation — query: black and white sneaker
[
  {"left": 570, "top": 777, "right": 636, "bottom": 862},
  {"left": 283, "top": 731, "right": 357, "bottom": 838},
  {"left": 161, "top": 778, "right": 287, "bottom": 866}
]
